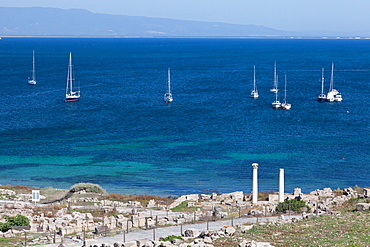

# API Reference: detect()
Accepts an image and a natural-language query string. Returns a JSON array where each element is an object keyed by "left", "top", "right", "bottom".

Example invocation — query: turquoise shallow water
[{"left": 0, "top": 38, "right": 369, "bottom": 196}]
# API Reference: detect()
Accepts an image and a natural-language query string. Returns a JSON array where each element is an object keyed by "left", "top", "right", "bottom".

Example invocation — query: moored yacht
[
  {"left": 28, "top": 50, "right": 36, "bottom": 85},
  {"left": 326, "top": 63, "right": 342, "bottom": 102},
  {"left": 270, "top": 61, "right": 278, "bottom": 94},
  {"left": 250, "top": 66, "right": 259, "bottom": 99},
  {"left": 64, "top": 52, "right": 80, "bottom": 102},
  {"left": 317, "top": 68, "right": 326, "bottom": 101},
  {"left": 164, "top": 68, "right": 173, "bottom": 103},
  {"left": 281, "top": 74, "right": 291, "bottom": 110}
]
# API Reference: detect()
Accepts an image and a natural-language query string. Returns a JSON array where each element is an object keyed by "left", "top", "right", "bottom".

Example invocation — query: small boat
[
  {"left": 64, "top": 52, "right": 80, "bottom": 102},
  {"left": 28, "top": 50, "right": 36, "bottom": 85},
  {"left": 317, "top": 68, "right": 326, "bottom": 101},
  {"left": 281, "top": 74, "right": 291, "bottom": 110},
  {"left": 164, "top": 68, "right": 173, "bottom": 103},
  {"left": 250, "top": 66, "right": 259, "bottom": 99},
  {"left": 270, "top": 61, "right": 278, "bottom": 94},
  {"left": 326, "top": 63, "right": 341, "bottom": 102}
]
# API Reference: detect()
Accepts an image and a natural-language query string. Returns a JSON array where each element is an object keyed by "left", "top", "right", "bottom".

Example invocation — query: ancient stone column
[
  {"left": 279, "top": 168, "right": 284, "bottom": 203},
  {"left": 252, "top": 163, "right": 259, "bottom": 204}
]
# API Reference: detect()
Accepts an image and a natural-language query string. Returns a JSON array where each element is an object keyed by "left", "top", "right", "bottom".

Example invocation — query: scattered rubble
[{"left": 0, "top": 186, "right": 368, "bottom": 246}]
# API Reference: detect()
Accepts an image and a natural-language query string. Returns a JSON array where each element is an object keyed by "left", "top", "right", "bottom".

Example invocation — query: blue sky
[{"left": 1, "top": 0, "right": 369, "bottom": 32}]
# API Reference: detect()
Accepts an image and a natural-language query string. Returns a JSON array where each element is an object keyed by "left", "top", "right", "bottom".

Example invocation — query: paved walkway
[{"left": 44, "top": 215, "right": 299, "bottom": 247}]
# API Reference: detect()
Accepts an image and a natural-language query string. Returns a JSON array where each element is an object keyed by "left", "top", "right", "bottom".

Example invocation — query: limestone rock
[
  {"left": 136, "top": 239, "right": 149, "bottom": 246},
  {"left": 122, "top": 241, "right": 137, "bottom": 247},
  {"left": 143, "top": 241, "right": 155, "bottom": 247},
  {"left": 239, "top": 225, "right": 253, "bottom": 233},
  {"left": 183, "top": 228, "right": 200, "bottom": 237},
  {"left": 356, "top": 203, "right": 370, "bottom": 211},
  {"left": 222, "top": 226, "right": 236, "bottom": 236},
  {"left": 84, "top": 239, "right": 98, "bottom": 247}
]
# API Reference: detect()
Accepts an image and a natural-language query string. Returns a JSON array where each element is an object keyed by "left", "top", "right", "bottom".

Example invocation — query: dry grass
[
  {"left": 39, "top": 187, "right": 68, "bottom": 202},
  {"left": 214, "top": 211, "right": 370, "bottom": 247},
  {"left": 0, "top": 236, "right": 24, "bottom": 247},
  {"left": 0, "top": 184, "right": 69, "bottom": 203},
  {"left": 0, "top": 184, "right": 35, "bottom": 194}
]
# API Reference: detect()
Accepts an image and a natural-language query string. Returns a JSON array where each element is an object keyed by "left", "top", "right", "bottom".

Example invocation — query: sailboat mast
[
  {"left": 66, "top": 52, "right": 73, "bottom": 94},
  {"left": 253, "top": 65, "right": 256, "bottom": 91},
  {"left": 167, "top": 68, "right": 171, "bottom": 94},
  {"left": 274, "top": 61, "right": 277, "bottom": 88},
  {"left": 321, "top": 68, "right": 325, "bottom": 94},
  {"left": 329, "top": 63, "right": 334, "bottom": 91},
  {"left": 284, "top": 73, "right": 287, "bottom": 103},
  {"left": 32, "top": 50, "right": 35, "bottom": 81}
]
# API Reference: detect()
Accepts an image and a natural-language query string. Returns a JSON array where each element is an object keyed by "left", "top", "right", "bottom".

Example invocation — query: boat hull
[
  {"left": 282, "top": 103, "right": 291, "bottom": 110},
  {"left": 65, "top": 94, "right": 80, "bottom": 102},
  {"left": 272, "top": 101, "right": 281, "bottom": 108},
  {"left": 270, "top": 88, "right": 278, "bottom": 94},
  {"left": 317, "top": 94, "right": 326, "bottom": 102},
  {"left": 250, "top": 91, "right": 259, "bottom": 99},
  {"left": 164, "top": 93, "right": 173, "bottom": 103},
  {"left": 64, "top": 98, "right": 79, "bottom": 102}
]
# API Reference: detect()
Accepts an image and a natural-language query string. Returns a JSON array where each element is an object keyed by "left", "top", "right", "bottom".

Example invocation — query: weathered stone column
[
  {"left": 252, "top": 163, "right": 259, "bottom": 204},
  {"left": 279, "top": 168, "right": 284, "bottom": 203}
]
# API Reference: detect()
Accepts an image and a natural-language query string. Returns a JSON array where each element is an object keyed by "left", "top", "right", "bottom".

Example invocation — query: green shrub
[
  {"left": 0, "top": 215, "right": 30, "bottom": 232},
  {"left": 160, "top": 235, "right": 182, "bottom": 242},
  {"left": 5, "top": 215, "right": 29, "bottom": 226},
  {"left": 70, "top": 183, "right": 107, "bottom": 194},
  {"left": 0, "top": 222, "right": 11, "bottom": 232},
  {"left": 276, "top": 199, "right": 310, "bottom": 213}
]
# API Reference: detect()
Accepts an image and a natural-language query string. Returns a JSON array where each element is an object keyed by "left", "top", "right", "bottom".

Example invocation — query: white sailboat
[
  {"left": 281, "top": 74, "right": 291, "bottom": 110},
  {"left": 270, "top": 61, "right": 278, "bottom": 94},
  {"left": 250, "top": 65, "right": 259, "bottom": 99},
  {"left": 272, "top": 92, "right": 281, "bottom": 108},
  {"left": 28, "top": 50, "right": 36, "bottom": 85},
  {"left": 317, "top": 68, "right": 326, "bottom": 101},
  {"left": 326, "top": 63, "right": 341, "bottom": 102},
  {"left": 164, "top": 68, "right": 173, "bottom": 103},
  {"left": 64, "top": 52, "right": 80, "bottom": 102}
]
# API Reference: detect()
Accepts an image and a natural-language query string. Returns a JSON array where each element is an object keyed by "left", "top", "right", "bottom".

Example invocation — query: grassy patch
[
  {"left": 213, "top": 212, "right": 370, "bottom": 246},
  {"left": 160, "top": 235, "right": 182, "bottom": 242},
  {"left": 338, "top": 198, "right": 370, "bottom": 212},
  {"left": 0, "top": 235, "right": 35, "bottom": 247},
  {"left": 170, "top": 201, "right": 201, "bottom": 212},
  {"left": 0, "top": 236, "right": 22, "bottom": 245}
]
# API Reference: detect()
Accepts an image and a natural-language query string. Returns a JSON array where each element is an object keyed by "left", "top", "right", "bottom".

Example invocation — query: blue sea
[{"left": 0, "top": 37, "right": 369, "bottom": 196}]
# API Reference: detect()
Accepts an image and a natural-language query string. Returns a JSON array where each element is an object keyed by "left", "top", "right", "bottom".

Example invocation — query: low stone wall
[{"left": 83, "top": 224, "right": 276, "bottom": 247}]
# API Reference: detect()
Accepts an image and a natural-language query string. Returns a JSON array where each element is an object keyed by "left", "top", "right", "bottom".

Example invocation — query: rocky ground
[{"left": 0, "top": 184, "right": 369, "bottom": 246}]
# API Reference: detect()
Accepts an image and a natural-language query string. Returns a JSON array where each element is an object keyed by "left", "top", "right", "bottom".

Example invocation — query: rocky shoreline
[{"left": 0, "top": 185, "right": 369, "bottom": 246}]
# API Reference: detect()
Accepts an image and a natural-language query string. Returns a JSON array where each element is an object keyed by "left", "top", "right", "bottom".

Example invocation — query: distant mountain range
[
  {"left": 0, "top": 7, "right": 368, "bottom": 38},
  {"left": 0, "top": 7, "right": 295, "bottom": 37}
]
